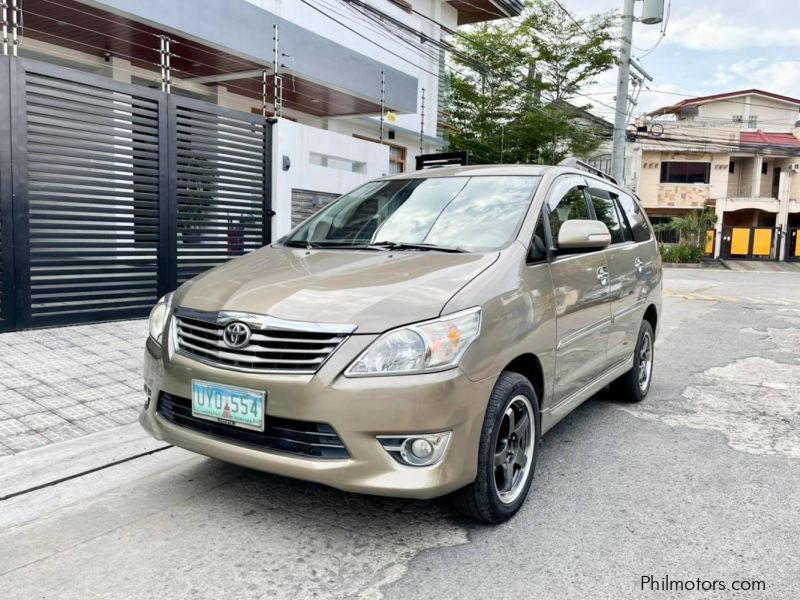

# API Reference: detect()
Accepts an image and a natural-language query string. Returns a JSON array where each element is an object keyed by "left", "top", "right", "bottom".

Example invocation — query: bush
[{"left": 659, "top": 243, "right": 703, "bottom": 264}]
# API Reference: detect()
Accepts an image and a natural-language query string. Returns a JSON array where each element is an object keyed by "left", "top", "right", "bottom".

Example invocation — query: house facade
[
  {"left": 0, "top": 0, "right": 522, "bottom": 332},
  {"left": 630, "top": 89, "right": 800, "bottom": 261},
  {"left": 9, "top": 0, "right": 522, "bottom": 237}
]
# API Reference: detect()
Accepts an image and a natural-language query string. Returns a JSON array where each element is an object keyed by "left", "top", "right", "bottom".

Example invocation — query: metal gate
[
  {"left": 720, "top": 226, "right": 778, "bottom": 261},
  {"left": 0, "top": 57, "right": 273, "bottom": 332},
  {"left": 787, "top": 228, "right": 800, "bottom": 262}
]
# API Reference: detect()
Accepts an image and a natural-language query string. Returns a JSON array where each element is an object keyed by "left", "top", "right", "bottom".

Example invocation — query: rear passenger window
[
  {"left": 588, "top": 188, "right": 624, "bottom": 245},
  {"left": 548, "top": 186, "right": 590, "bottom": 241},
  {"left": 616, "top": 192, "right": 651, "bottom": 242}
]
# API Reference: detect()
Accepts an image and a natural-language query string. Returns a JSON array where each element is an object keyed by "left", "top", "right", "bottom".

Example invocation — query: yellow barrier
[
  {"left": 752, "top": 229, "right": 772, "bottom": 257},
  {"left": 730, "top": 228, "right": 750, "bottom": 256},
  {"left": 705, "top": 230, "right": 715, "bottom": 255}
]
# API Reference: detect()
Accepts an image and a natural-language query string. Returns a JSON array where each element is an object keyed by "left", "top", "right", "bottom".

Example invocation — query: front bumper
[{"left": 140, "top": 328, "right": 494, "bottom": 499}]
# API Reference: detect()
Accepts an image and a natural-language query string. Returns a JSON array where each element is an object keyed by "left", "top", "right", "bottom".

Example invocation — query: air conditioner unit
[{"left": 788, "top": 163, "right": 800, "bottom": 173}]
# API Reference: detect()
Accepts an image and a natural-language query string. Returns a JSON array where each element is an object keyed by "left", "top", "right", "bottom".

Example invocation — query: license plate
[{"left": 191, "top": 380, "right": 265, "bottom": 432}]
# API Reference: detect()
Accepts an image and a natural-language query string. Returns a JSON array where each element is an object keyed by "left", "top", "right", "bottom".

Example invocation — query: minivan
[{"left": 140, "top": 163, "right": 661, "bottom": 523}]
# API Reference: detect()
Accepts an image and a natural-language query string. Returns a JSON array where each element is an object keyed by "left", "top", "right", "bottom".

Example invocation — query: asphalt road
[{"left": 1, "top": 267, "right": 799, "bottom": 600}]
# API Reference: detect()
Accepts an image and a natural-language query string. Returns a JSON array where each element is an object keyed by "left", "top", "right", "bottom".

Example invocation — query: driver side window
[{"left": 547, "top": 185, "right": 590, "bottom": 243}]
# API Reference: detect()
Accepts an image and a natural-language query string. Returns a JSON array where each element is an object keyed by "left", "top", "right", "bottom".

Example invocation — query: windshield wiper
[
  {"left": 369, "top": 241, "right": 468, "bottom": 253},
  {"left": 282, "top": 240, "right": 385, "bottom": 250},
  {"left": 282, "top": 240, "right": 323, "bottom": 249}
]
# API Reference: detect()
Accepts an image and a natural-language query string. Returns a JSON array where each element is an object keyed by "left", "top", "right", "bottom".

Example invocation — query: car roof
[{"left": 381, "top": 163, "right": 629, "bottom": 194}]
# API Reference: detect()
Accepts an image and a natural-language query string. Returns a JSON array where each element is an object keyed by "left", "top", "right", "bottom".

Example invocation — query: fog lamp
[{"left": 377, "top": 432, "right": 451, "bottom": 467}]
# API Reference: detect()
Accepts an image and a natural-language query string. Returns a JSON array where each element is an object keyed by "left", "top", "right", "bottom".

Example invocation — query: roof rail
[{"left": 558, "top": 157, "right": 618, "bottom": 185}]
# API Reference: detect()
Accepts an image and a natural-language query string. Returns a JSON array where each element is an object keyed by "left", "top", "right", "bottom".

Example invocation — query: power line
[{"left": 551, "top": 0, "right": 594, "bottom": 40}]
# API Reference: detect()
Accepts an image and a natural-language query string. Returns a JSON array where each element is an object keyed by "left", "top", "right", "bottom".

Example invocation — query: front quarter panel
[{"left": 443, "top": 243, "right": 557, "bottom": 411}]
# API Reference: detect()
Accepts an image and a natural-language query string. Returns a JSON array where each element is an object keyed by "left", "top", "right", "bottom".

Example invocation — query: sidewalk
[
  {"left": 0, "top": 320, "right": 146, "bottom": 455},
  {"left": 720, "top": 259, "right": 800, "bottom": 272}
]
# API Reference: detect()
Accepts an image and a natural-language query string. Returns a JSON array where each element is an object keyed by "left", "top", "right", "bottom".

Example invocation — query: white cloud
[
  {"left": 705, "top": 59, "right": 800, "bottom": 99},
  {"left": 664, "top": 11, "right": 800, "bottom": 51}
]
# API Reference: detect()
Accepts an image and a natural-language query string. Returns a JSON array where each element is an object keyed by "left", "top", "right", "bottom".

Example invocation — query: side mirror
[{"left": 557, "top": 219, "right": 611, "bottom": 251}]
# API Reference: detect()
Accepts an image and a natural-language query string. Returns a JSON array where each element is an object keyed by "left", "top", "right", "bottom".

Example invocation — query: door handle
[
  {"left": 596, "top": 266, "right": 609, "bottom": 285},
  {"left": 634, "top": 257, "right": 644, "bottom": 273}
]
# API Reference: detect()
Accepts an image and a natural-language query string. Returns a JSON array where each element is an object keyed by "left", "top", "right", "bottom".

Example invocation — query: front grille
[
  {"left": 158, "top": 392, "right": 349, "bottom": 459},
  {"left": 174, "top": 309, "right": 349, "bottom": 373}
]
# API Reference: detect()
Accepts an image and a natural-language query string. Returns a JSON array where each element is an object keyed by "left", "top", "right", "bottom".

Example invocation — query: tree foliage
[{"left": 445, "top": 0, "right": 618, "bottom": 165}]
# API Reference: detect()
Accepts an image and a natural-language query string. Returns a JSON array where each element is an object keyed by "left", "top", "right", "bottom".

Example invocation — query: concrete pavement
[
  {"left": 0, "top": 320, "right": 146, "bottom": 454},
  {"left": 1, "top": 268, "right": 799, "bottom": 599}
]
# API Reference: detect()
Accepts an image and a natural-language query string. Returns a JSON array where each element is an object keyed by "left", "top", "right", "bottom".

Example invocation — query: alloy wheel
[
  {"left": 493, "top": 395, "right": 535, "bottom": 505},
  {"left": 638, "top": 331, "right": 653, "bottom": 392}
]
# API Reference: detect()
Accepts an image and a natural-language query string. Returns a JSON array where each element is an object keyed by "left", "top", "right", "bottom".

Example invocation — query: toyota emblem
[{"left": 223, "top": 321, "right": 251, "bottom": 348}]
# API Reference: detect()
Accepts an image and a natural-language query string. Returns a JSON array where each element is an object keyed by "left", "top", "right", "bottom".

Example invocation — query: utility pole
[
  {"left": 611, "top": 0, "right": 635, "bottom": 184},
  {"left": 612, "top": 0, "right": 663, "bottom": 183}
]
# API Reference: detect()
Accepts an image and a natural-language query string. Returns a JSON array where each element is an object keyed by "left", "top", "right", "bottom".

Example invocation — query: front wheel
[
  {"left": 452, "top": 372, "right": 540, "bottom": 524},
  {"left": 612, "top": 319, "right": 655, "bottom": 402}
]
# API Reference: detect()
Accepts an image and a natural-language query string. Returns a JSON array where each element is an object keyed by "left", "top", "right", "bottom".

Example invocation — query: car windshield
[{"left": 283, "top": 175, "right": 541, "bottom": 253}]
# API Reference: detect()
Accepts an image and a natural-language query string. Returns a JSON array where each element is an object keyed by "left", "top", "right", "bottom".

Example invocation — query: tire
[
  {"left": 612, "top": 319, "right": 655, "bottom": 402},
  {"left": 452, "top": 372, "right": 540, "bottom": 524}
]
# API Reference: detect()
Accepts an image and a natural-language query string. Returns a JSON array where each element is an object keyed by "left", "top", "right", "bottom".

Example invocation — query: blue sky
[{"left": 564, "top": 0, "right": 800, "bottom": 121}]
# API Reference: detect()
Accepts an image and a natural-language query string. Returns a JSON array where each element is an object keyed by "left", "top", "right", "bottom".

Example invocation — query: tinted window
[
  {"left": 588, "top": 188, "right": 624, "bottom": 244},
  {"left": 660, "top": 161, "right": 710, "bottom": 184},
  {"left": 285, "top": 175, "right": 541, "bottom": 252},
  {"left": 616, "top": 192, "right": 651, "bottom": 242},
  {"left": 614, "top": 198, "right": 634, "bottom": 242},
  {"left": 547, "top": 186, "right": 590, "bottom": 241}
]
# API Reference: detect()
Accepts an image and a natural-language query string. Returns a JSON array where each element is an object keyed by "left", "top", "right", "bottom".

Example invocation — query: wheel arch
[
  {"left": 501, "top": 353, "right": 544, "bottom": 409},
  {"left": 643, "top": 304, "right": 658, "bottom": 338}
]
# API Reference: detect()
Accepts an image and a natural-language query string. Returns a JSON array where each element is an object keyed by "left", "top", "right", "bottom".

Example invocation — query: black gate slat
[
  {"left": 28, "top": 160, "right": 160, "bottom": 180},
  {"left": 27, "top": 125, "right": 159, "bottom": 152},
  {"left": 172, "top": 156, "right": 266, "bottom": 177},
  {"left": 23, "top": 66, "right": 162, "bottom": 324},
  {"left": 28, "top": 147, "right": 160, "bottom": 171},
  {"left": 0, "top": 57, "right": 273, "bottom": 331},
  {"left": 173, "top": 101, "right": 268, "bottom": 286},
  {"left": 27, "top": 101, "right": 160, "bottom": 131},
  {"left": 27, "top": 135, "right": 160, "bottom": 159}
]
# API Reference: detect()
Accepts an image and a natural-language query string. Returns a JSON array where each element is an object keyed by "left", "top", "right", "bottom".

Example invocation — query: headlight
[
  {"left": 345, "top": 307, "right": 481, "bottom": 376},
  {"left": 148, "top": 293, "right": 173, "bottom": 345}
]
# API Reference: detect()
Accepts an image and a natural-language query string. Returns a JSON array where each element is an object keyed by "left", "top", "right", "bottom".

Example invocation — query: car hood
[{"left": 173, "top": 246, "right": 499, "bottom": 333}]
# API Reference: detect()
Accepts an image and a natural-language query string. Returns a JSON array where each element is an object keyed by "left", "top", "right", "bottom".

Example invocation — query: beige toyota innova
[{"left": 140, "top": 163, "right": 661, "bottom": 523}]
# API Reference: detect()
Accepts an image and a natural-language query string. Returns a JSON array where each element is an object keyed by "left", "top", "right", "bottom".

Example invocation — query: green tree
[
  {"left": 655, "top": 209, "right": 718, "bottom": 246},
  {"left": 444, "top": 0, "right": 617, "bottom": 165},
  {"left": 446, "top": 22, "right": 526, "bottom": 164}
]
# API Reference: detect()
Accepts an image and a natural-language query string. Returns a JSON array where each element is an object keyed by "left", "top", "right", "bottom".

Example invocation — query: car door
[
  {"left": 587, "top": 184, "right": 641, "bottom": 368},
  {"left": 544, "top": 176, "right": 611, "bottom": 407}
]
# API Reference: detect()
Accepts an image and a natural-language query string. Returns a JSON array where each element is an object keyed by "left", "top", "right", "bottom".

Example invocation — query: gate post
[
  {"left": 0, "top": 56, "right": 15, "bottom": 331},
  {"left": 8, "top": 56, "right": 30, "bottom": 329},
  {"left": 263, "top": 118, "right": 275, "bottom": 246},
  {"left": 158, "top": 94, "right": 177, "bottom": 297}
]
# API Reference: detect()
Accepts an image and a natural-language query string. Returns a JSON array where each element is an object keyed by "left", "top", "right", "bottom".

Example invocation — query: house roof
[
  {"left": 650, "top": 88, "right": 800, "bottom": 116},
  {"left": 740, "top": 130, "right": 800, "bottom": 147}
]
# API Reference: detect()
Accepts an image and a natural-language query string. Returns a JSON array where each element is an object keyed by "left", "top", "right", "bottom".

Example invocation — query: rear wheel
[
  {"left": 612, "top": 319, "right": 654, "bottom": 402},
  {"left": 453, "top": 372, "right": 540, "bottom": 524}
]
